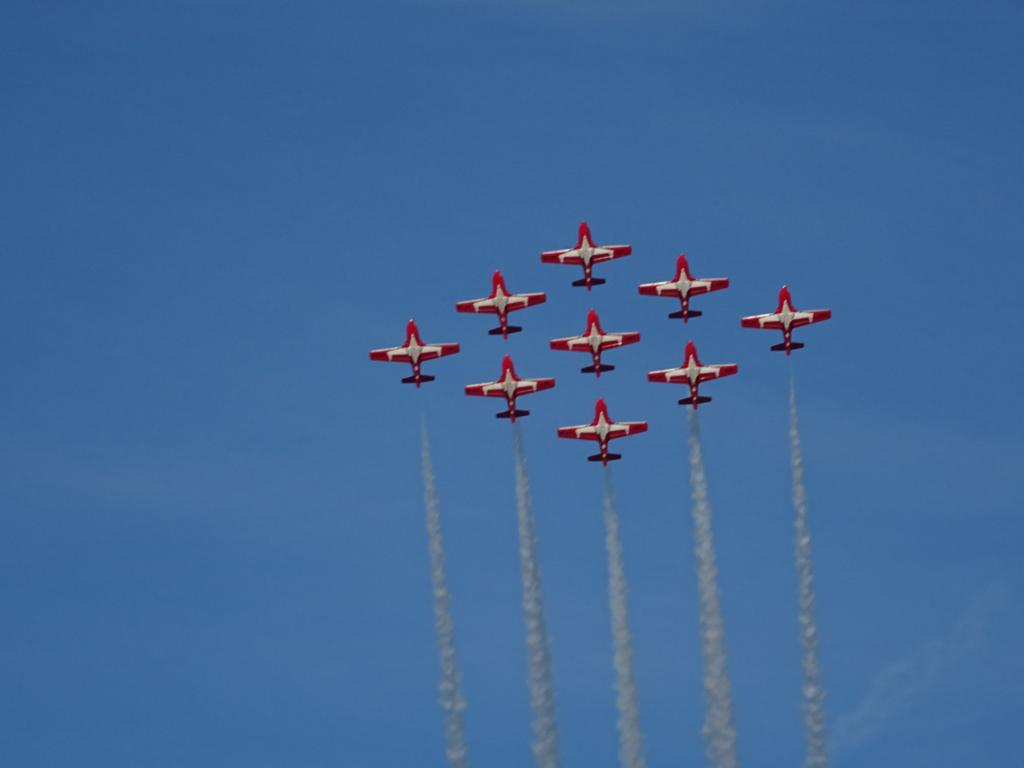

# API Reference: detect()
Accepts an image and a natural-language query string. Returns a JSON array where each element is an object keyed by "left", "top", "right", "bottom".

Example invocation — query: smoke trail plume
[
  {"left": 420, "top": 417, "right": 470, "bottom": 768},
  {"left": 602, "top": 469, "right": 646, "bottom": 768},
  {"left": 788, "top": 378, "right": 828, "bottom": 768},
  {"left": 686, "top": 410, "right": 739, "bottom": 768},
  {"left": 831, "top": 582, "right": 1006, "bottom": 761},
  {"left": 512, "top": 425, "right": 561, "bottom": 768}
]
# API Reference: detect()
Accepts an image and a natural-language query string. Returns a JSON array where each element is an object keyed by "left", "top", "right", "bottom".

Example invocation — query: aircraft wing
[
  {"left": 797, "top": 309, "right": 832, "bottom": 326},
  {"left": 740, "top": 312, "right": 784, "bottom": 330},
  {"left": 647, "top": 363, "right": 738, "bottom": 384},
  {"left": 556, "top": 423, "right": 602, "bottom": 441},
  {"left": 549, "top": 331, "right": 640, "bottom": 352},
  {"left": 637, "top": 280, "right": 677, "bottom": 296},
  {"left": 517, "top": 377, "right": 556, "bottom": 394},
  {"left": 556, "top": 420, "right": 647, "bottom": 441},
  {"left": 369, "top": 345, "right": 409, "bottom": 362},
  {"left": 455, "top": 292, "right": 546, "bottom": 314},
  {"left": 371, "top": 342, "right": 460, "bottom": 363},
  {"left": 741, "top": 309, "right": 831, "bottom": 330},
  {"left": 548, "top": 334, "right": 590, "bottom": 351},
  {"left": 464, "top": 381, "right": 506, "bottom": 397},
  {"left": 540, "top": 248, "right": 584, "bottom": 265},
  {"left": 595, "top": 331, "right": 640, "bottom": 350},
  {"left": 505, "top": 292, "right": 547, "bottom": 311},
  {"left": 585, "top": 246, "right": 631, "bottom": 265},
  {"left": 638, "top": 277, "right": 727, "bottom": 297},
  {"left": 606, "top": 420, "right": 648, "bottom": 439},
  {"left": 419, "top": 342, "right": 460, "bottom": 361},
  {"left": 540, "top": 245, "right": 631, "bottom": 265},
  {"left": 465, "top": 377, "right": 555, "bottom": 398}
]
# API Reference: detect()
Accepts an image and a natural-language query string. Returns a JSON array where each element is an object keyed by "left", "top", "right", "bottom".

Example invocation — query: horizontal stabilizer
[
  {"left": 771, "top": 342, "right": 805, "bottom": 352},
  {"left": 572, "top": 277, "right": 606, "bottom": 287},
  {"left": 669, "top": 309, "right": 701, "bottom": 319},
  {"left": 588, "top": 453, "right": 621, "bottom": 463},
  {"left": 488, "top": 326, "right": 522, "bottom": 336},
  {"left": 402, "top": 374, "right": 435, "bottom": 384},
  {"left": 581, "top": 364, "right": 615, "bottom": 374},
  {"left": 678, "top": 395, "right": 712, "bottom": 406},
  {"left": 497, "top": 409, "right": 530, "bottom": 420}
]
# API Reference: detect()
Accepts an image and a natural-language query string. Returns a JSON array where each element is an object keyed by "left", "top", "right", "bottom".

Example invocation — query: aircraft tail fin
[
  {"left": 402, "top": 374, "right": 435, "bottom": 385},
  {"left": 669, "top": 309, "right": 701, "bottom": 320},
  {"left": 489, "top": 325, "right": 522, "bottom": 336},
  {"left": 678, "top": 395, "right": 712, "bottom": 407},
  {"left": 497, "top": 409, "right": 530, "bottom": 421},
  {"left": 588, "top": 452, "right": 621, "bottom": 463},
  {"left": 771, "top": 342, "right": 804, "bottom": 353}
]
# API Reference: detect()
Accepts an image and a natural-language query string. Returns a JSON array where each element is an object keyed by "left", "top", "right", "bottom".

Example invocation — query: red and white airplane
[
  {"left": 540, "top": 221, "right": 631, "bottom": 290},
  {"left": 637, "top": 254, "right": 729, "bottom": 322},
  {"left": 647, "top": 341, "right": 738, "bottom": 409},
  {"left": 557, "top": 398, "right": 648, "bottom": 465},
  {"left": 548, "top": 309, "right": 640, "bottom": 377},
  {"left": 368, "top": 319, "right": 460, "bottom": 387},
  {"left": 455, "top": 271, "right": 547, "bottom": 339},
  {"left": 464, "top": 355, "right": 555, "bottom": 422},
  {"left": 740, "top": 285, "right": 832, "bottom": 355}
]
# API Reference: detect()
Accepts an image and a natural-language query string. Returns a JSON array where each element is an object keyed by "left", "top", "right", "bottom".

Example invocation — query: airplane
[
  {"left": 740, "top": 285, "right": 832, "bottom": 355},
  {"left": 540, "top": 221, "right": 631, "bottom": 290},
  {"left": 464, "top": 355, "right": 555, "bottom": 422},
  {"left": 548, "top": 309, "right": 640, "bottom": 377},
  {"left": 556, "top": 398, "right": 648, "bottom": 465},
  {"left": 455, "top": 271, "right": 547, "bottom": 339},
  {"left": 647, "top": 341, "right": 738, "bottom": 408},
  {"left": 368, "top": 319, "right": 460, "bottom": 387},
  {"left": 637, "top": 254, "right": 729, "bottom": 322}
]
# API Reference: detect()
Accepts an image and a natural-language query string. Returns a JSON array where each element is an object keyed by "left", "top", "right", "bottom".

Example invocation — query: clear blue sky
[{"left": 2, "top": 2, "right": 1022, "bottom": 766}]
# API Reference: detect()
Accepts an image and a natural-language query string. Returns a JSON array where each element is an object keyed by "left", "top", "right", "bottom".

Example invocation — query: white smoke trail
[
  {"left": 602, "top": 469, "right": 646, "bottom": 768},
  {"left": 686, "top": 409, "right": 739, "bottom": 768},
  {"left": 512, "top": 425, "right": 561, "bottom": 768},
  {"left": 420, "top": 417, "right": 470, "bottom": 768},
  {"left": 831, "top": 582, "right": 1006, "bottom": 761},
  {"left": 788, "top": 378, "right": 828, "bottom": 768}
]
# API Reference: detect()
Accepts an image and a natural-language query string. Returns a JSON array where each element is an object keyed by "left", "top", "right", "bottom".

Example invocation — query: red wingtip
[
  {"left": 675, "top": 254, "right": 692, "bottom": 280},
  {"left": 577, "top": 220, "right": 591, "bottom": 247}
]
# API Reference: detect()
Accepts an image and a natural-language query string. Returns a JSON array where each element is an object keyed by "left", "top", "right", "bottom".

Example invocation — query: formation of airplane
[
  {"left": 549, "top": 309, "right": 640, "bottom": 377},
  {"left": 556, "top": 398, "right": 648, "bottom": 465},
  {"left": 540, "top": 221, "right": 631, "bottom": 291},
  {"left": 740, "top": 285, "right": 832, "bottom": 355},
  {"left": 370, "top": 225, "right": 832, "bottom": 462},
  {"left": 455, "top": 271, "right": 546, "bottom": 339},
  {"left": 368, "top": 319, "right": 459, "bottom": 387},
  {"left": 464, "top": 355, "right": 555, "bottom": 422},
  {"left": 637, "top": 254, "right": 729, "bottom": 322},
  {"left": 647, "top": 341, "right": 738, "bottom": 409}
]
